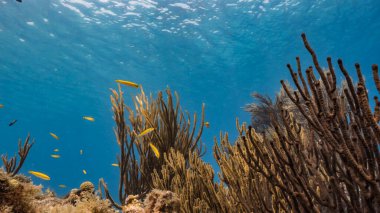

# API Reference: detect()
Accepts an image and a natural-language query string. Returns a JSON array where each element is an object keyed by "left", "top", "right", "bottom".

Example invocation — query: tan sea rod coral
[{"left": 215, "top": 33, "right": 380, "bottom": 212}]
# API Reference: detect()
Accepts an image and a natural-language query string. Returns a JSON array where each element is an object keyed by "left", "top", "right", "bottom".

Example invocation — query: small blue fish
[{"left": 9, "top": 120, "right": 17, "bottom": 126}]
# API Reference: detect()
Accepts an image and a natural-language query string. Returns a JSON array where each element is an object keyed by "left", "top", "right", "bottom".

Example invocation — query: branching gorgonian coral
[
  {"left": 100, "top": 85, "right": 205, "bottom": 210},
  {"left": 215, "top": 33, "right": 380, "bottom": 212},
  {"left": 1, "top": 134, "right": 34, "bottom": 176}
]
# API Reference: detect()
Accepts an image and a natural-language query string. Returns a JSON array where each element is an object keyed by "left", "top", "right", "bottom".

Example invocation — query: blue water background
[{"left": 0, "top": 0, "right": 379, "bottom": 198}]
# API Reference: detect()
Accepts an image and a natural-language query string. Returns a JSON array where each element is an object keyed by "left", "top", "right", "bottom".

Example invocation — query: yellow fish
[
  {"left": 80, "top": 149, "right": 83, "bottom": 155},
  {"left": 115, "top": 80, "right": 139, "bottom": 88},
  {"left": 49, "top": 132, "right": 59, "bottom": 140},
  {"left": 111, "top": 163, "right": 119, "bottom": 167},
  {"left": 83, "top": 169, "right": 87, "bottom": 175},
  {"left": 83, "top": 116, "right": 95, "bottom": 122},
  {"left": 28, "top": 170, "right": 51, "bottom": 180},
  {"left": 51, "top": 154, "right": 60, "bottom": 159},
  {"left": 149, "top": 143, "right": 160, "bottom": 158},
  {"left": 204, "top": 122, "right": 210, "bottom": 128},
  {"left": 58, "top": 184, "right": 67, "bottom": 188},
  {"left": 53, "top": 149, "right": 59, "bottom": 152},
  {"left": 137, "top": 127, "right": 155, "bottom": 137},
  {"left": 0, "top": 104, "right": 3, "bottom": 108}
]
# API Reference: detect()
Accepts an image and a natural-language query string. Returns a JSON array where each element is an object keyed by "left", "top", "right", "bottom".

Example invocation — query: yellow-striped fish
[
  {"left": 28, "top": 170, "right": 51, "bottom": 180},
  {"left": 149, "top": 143, "right": 160, "bottom": 158},
  {"left": 115, "top": 80, "right": 139, "bottom": 88},
  {"left": 80, "top": 149, "right": 83, "bottom": 155},
  {"left": 49, "top": 132, "right": 59, "bottom": 140},
  {"left": 111, "top": 163, "right": 119, "bottom": 167},
  {"left": 51, "top": 154, "right": 60, "bottom": 159},
  {"left": 58, "top": 184, "right": 67, "bottom": 188},
  {"left": 0, "top": 104, "right": 3, "bottom": 108},
  {"left": 53, "top": 149, "right": 59, "bottom": 152},
  {"left": 137, "top": 127, "right": 155, "bottom": 137},
  {"left": 83, "top": 116, "right": 95, "bottom": 122},
  {"left": 83, "top": 169, "right": 87, "bottom": 175},
  {"left": 204, "top": 122, "right": 210, "bottom": 128}
]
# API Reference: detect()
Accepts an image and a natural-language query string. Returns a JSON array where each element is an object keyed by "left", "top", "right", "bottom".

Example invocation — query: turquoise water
[{"left": 0, "top": 0, "right": 379, "bottom": 198}]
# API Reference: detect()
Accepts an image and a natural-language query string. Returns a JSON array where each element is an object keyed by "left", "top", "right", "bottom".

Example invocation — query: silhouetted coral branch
[{"left": 1, "top": 134, "right": 34, "bottom": 176}]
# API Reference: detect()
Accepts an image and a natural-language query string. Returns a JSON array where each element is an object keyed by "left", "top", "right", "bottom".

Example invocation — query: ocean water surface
[{"left": 0, "top": 0, "right": 379, "bottom": 198}]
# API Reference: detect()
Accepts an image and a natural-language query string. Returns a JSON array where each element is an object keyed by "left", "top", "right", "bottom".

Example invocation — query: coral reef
[
  {"left": 1, "top": 33, "right": 379, "bottom": 212},
  {"left": 143, "top": 189, "right": 180, "bottom": 213},
  {"left": 0, "top": 169, "right": 41, "bottom": 212},
  {"left": 0, "top": 168, "right": 181, "bottom": 213},
  {"left": 122, "top": 195, "right": 144, "bottom": 213},
  {"left": 0, "top": 169, "right": 116, "bottom": 213}
]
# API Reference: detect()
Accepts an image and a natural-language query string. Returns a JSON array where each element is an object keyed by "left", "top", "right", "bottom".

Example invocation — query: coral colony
[{"left": 1, "top": 34, "right": 379, "bottom": 212}]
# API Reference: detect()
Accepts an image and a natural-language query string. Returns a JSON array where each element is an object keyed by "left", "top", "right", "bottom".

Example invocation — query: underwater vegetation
[
  {"left": 2, "top": 134, "right": 33, "bottom": 176},
  {"left": 239, "top": 34, "right": 380, "bottom": 212},
  {"left": 1, "top": 33, "right": 379, "bottom": 212},
  {"left": 99, "top": 84, "right": 205, "bottom": 210}
]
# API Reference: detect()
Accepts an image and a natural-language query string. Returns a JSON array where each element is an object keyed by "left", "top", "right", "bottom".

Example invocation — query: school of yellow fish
[{"left": 1, "top": 80, "right": 211, "bottom": 189}]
